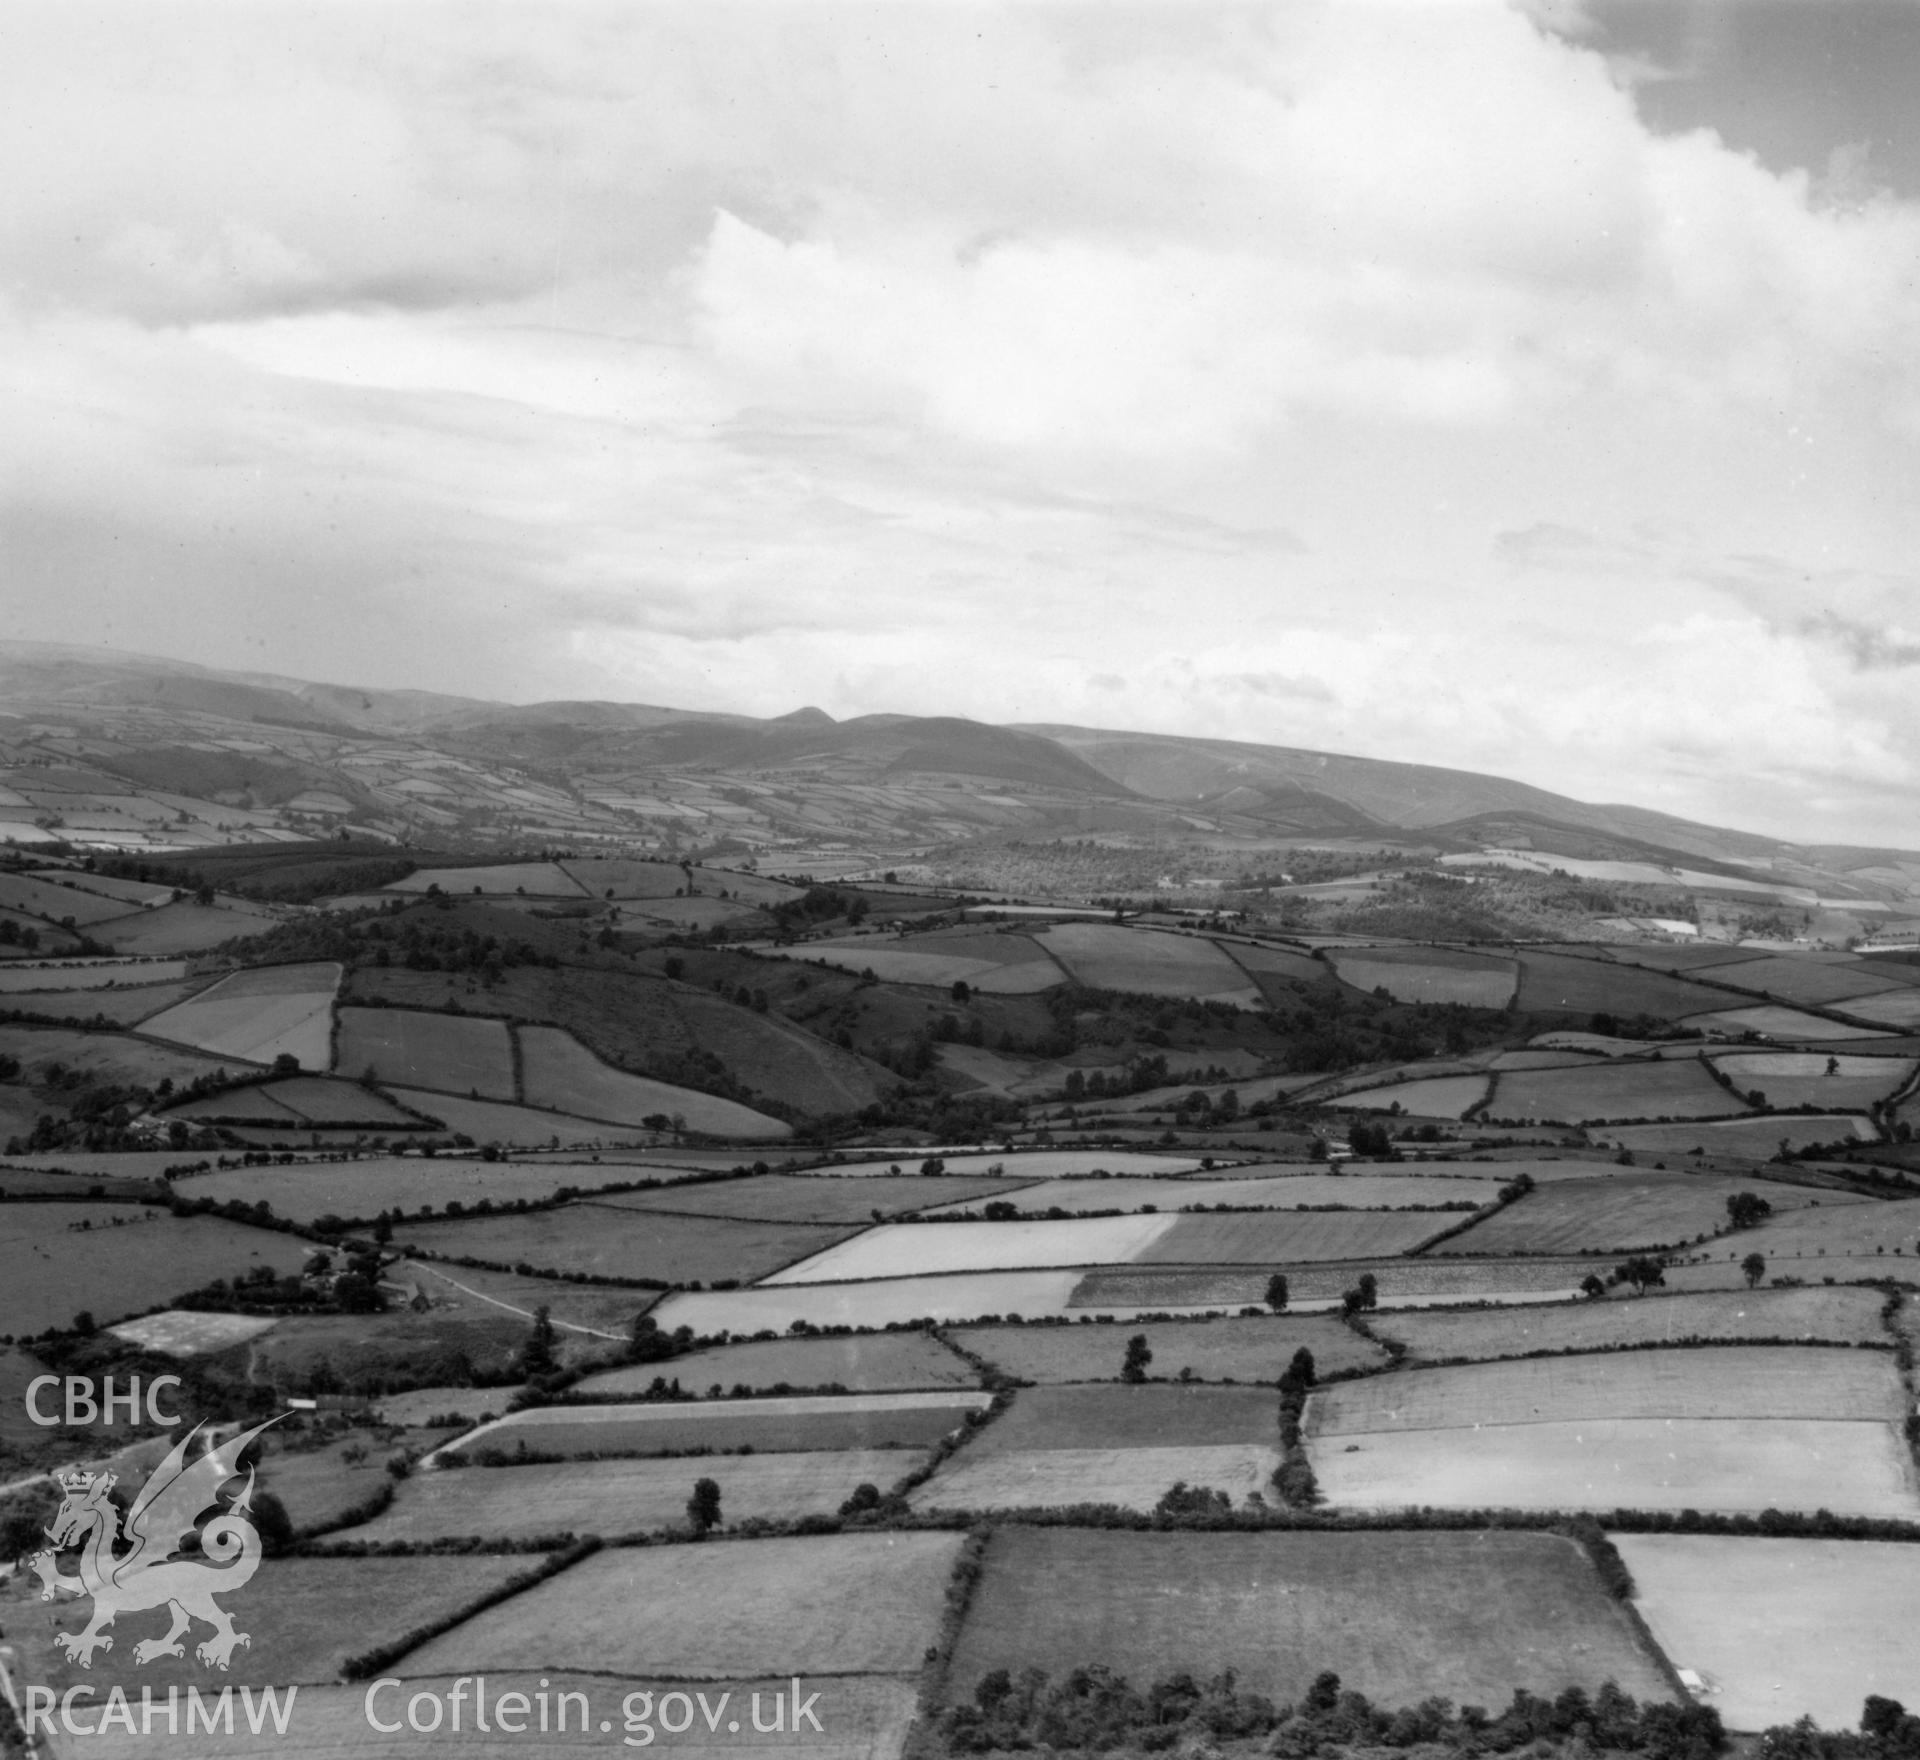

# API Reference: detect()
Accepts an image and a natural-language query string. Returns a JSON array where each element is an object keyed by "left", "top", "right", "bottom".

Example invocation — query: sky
[{"left": 2, "top": 1, "right": 1919, "bottom": 846}]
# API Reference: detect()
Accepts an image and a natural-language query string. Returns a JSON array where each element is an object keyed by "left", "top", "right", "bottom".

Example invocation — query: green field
[
  {"left": 0, "top": 1202, "right": 311, "bottom": 1334},
  {"left": 1434, "top": 1172, "right": 1857, "bottom": 1256},
  {"left": 1597, "top": 1115, "right": 1879, "bottom": 1155},
  {"left": 1835, "top": 988, "right": 1920, "bottom": 1030},
  {"left": 400, "top": 1531, "right": 964, "bottom": 1677},
  {"left": 140, "top": 961, "right": 339, "bottom": 1067},
  {"left": 1327, "top": 1074, "right": 1492, "bottom": 1118},
  {"left": 396, "top": 1201, "right": 852, "bottom": 1285},
  {"left": 0, "top": 1023, "right": 241, "bottom": 1090},
  {"left": 176, "top": 1154, "right": 659, "bottom": 1224},
  {"left": 1, "top": 1554, "right": 534, "bottom": 1695},
  {"left": 763, "top": 1214, "right": 1173, "bottom": 1283},
  {"left": 389, "top": 861, "right": 590, "bottom": 897},
  {"left": 335, "top": 1006, "right": 518, "bottom": 1098},
  {"left": 1490, "top": 1058, "right": 1747, "bottom": 1124},
  {"left": 575, "top": 1330, "right": 980, "bottom": 1396},
  {"left": 1710, "top": 1051, "right": 1914, "bottom": 1110},
  {"left": 0, "top": 975, "right": 211, "bottom": 1023},
  {"left": 926, "top": 1170, "right": 1497, "bottom": 1217},
  {"left": 911, "top": 1441, "right": 1283, "bottom": 1511},
  {"left": 944, "top": 1527, "right": 1671, "bottom": 1707},
  {"left": 1136, "top": 1209, "right": 1449, "bottom": 1263},
  {"left": 1616, "top": 1536, "right": 1920, "bottom": 1731},
  {"left": 442, "top": 1391, "right": 991, "bottom": 1460},
  {"left": 517, "top": 1024, "right": 791, "bottom": 1138},
  {"left": 1331, "top": 947, "right": 1517, "bottom": 1008},
  {"left": 1069, "top": 1258, "right": 1601, "bottom": 1309},
  {"left": 1373, "top": 1285, "right": 1891, "bottom": 1361},
  {"left": 1739, "top": 1195, "right": 1920, "bottom": 1265},
  {"left": 1309, "top": 1345, "right": 1903, "bottom": 1434},
  {"left": 385, "top": 1086, "right": 650, "bottom": 1146},
  {"left": 0, "top": 871, "right": 140, "bottom": 925},
  {"left": 98, "top": 900, "right": 276, "bottom": 955},
  {"left": 1036, "top": 924, "right": 1262, "bottom": 1004},
  {"left": 948, "top": 1313, "right": 1387, "bottom": 1382},
  {"left": 605, "top": 1171, "right": 1014, "bottom": 1223},
  {"left": 1707, "top": 956, "right": 1909, "bottom": 1007},
  {"left": 966, "top": 1382, "right": 1278, "bottom": 1453},
  {"left": 106, "top": 1308, "right": 279, "bottom": 1356},
  {"left": 1684, "top": 1005, "right": 1883, "bottom": 1041},
  {"left": 1515, "top": 952, "right": 1731, "bottom": 1019}
]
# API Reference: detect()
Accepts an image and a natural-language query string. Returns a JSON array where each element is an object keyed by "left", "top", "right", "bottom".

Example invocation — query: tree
[
  {"left": 687, "top": 1476, "right": 722, "bottom": 1535},
  {"left": 1121, "top": 1334, "right": 1153, "bottom": 1384},
  {"left": 1264, "top": 1273, "right": 1289, "bottom": 1313},
  {"left": 1580, "top": 1273, "right": 1607, "bottom": 1300},
  {"left": 1280, "top": 1346, "right": 1316, "bottom": 1392},
  {"left": 272, "top": 1052, "right": 301, "bottom": 1076},
  {"left": 1742, "top": 1251, "right": 1767, "bottom": 1288},
  {"left": 1726, "top": 1191, "right": 1773, "bottom": 1231},
  {"left": 1616, "top": 1254, "right": 1665, "bottom": 1295},
  {"left": 1356, "top": 1272, "right": 1378, "bottom": 1311},
  {"left": 248, "top": 1488, "right": 294, "bottom": 1557},
  {"left": 520, "top": 1304, "right": 559, "bottom": 1379}
]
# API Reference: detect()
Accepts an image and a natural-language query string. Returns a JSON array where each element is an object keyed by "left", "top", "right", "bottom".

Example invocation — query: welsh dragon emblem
[{"left": 26, "top": 1416, "right": 282, "bottom": 1671}]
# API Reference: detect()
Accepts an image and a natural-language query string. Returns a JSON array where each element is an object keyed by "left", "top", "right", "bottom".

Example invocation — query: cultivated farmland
[
  {"left": 335, "top": 1006, "right": 517, "bottom": 1098},
  {"left": 762, "top": 1214, "right": 1175, "bottom": 1284},
  {"left": 1331, "top": 946, "right": 1518, "bottom": 1008},
  {"left": 0, "top": 955, "right": 190, "bottom": 993},
  {"left": 1708, "top": 956, "right": 1909, "bottom": 1007},
  {"left": 965, "top": 1382, "right": 1280, "bottom": 1451},
  {"left": 653, "top": 1270, "right": 1090, "bottom": 1335},
  {"left": 911, "top": 1441, "right": 1282, "bottom": 1512},
  {"left": 1372, "top": 1285, "right": 1890, "bottom": 1361},
  {"left": 0, "top": 872, "right": 140, "bottom": 925},
  {"left": 1683, "top": 1005, "right": 1883, "bottom": 1041},
  {"left": 1710, "top": 1051, "right": 1914, "bottom": 1110},
  {"left": 517, "top": 1024, "right": 791, "bottom": 1138},
  {"left": 807, "top": 1149, "right": 1205, "bottom": 1179},
  {"left": 1069, "top": 1259, "right": 1604, "bottom": 1310},
  {"left": 944, "top": 1528, "right": 1672, "bottom": 1708},
  {"left": 1615, "top": 1536, "right": 1920, "bottom": 1731},
  {"left": 1596, "top": 1115, "right": 1879, "bottom": 1155},
  {"left": 1136, "top": 1209, "right": 1451, "bottom": 1263},
  {"left": 1738, "top": 1196, "right": 1920, "bottom": 1264},
  {"left": 0, "top": 1023, "right": 239, "bottom": 1089},
  {"left": 604, "top": 1172, "right": 1017, "bottom": 1223},
  {"left": 401, "top": 1531, "right": 966, "bottom": 1677},
  {"left": 925, "top": 1171, "right": 1498, "bottom": 1216},
  {"left": 105, "top": 1309, "right": 279, "bottom": 1356},
  {"left": 574, "top": 1330, "right": 981, "bottom": 1397},
  {"left": 1035, "top": 923, "right": 1263, "bottom": 1005},
  {"left": 1489, "top": 1058, "right": 1747, "bottom": 1124},
  {"left": 1308, "top": 1346, "right": 1904, "bottom": 1433},
  {"left": 396, "top": 1202, "right": 852, "bottom": 1285},
  {"left": 0, "top": 975, "right": 208, "bottom": 1023},
  {"left": 174, "top": 1155, "right": 658, "bottom": 1224},
  {"left": 383, "top": 1087, "right": 646, "bottom": 1145},
  {"left": 1310, "top": 1418, "right": 1916, "bottom": 1516},
  {"left": 389, "top": 862, "right": 590, "bottom": 896},
  {"left": 1835, "top": 988, "right": 1920, "bottom": 1029},
  {"left": 949, "top": 1313, "right": 1387, "bottom": 1383},
  {"left": 1326, "top": 1074, "right": 1491, "bottom": 1118},
  {"left": 97, "top": 900, "right": 274, "bottom": 955},
  {"left": 1433, "top": 1173, "right": 1857, "bottom": 1256},
  {"left": 139, "top": 961, "right": 339, "bottom": 1067},
  {"left": 1514, "top": 952, "right": 1732, "bottom": 1019}
]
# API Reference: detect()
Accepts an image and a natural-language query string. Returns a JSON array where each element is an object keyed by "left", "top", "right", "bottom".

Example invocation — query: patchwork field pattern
[
  {"left": 575, "top": 1330, "right": 981, "bottom": 1397},
  {"left": 1710, "top": 1051, "right": 1915, "bottom": 1110},
  {"left": 1707, "top": 957, "right": 1909, "bottom": 1007},
  {"left": 925, "top": 1171, "right": 1499, "bottom": 1216},
  {"left": 1434, "top": 1173, "right": 1858, "bottom": 1256},
  {"left": 399, "top": 1532, "right": 965, "bottom": 1677},
  {"left": 1137, "top": 1209, "right": 1452, "bottom": 1263},
  {"left": 1684, "top": 1006, "right": 1883, "bottom": 1041},
  {"left": 1515, "top": 952, "right": 1732, "bottom": 1019},
  {"left": 1070, "top": 1258, "right": 1609, "bottom": 1310},
  {"left": 1489, "top": 1059, "right": 1748, "bottom": 1124},
  {"left": 1596, "top": 1115, "right": 1878, "bottom": 1155},
  {"left": 762, "top": 1214, "right": 1175, "bottom": 1284},
  {"left": 912, "top": 1441, "right": 1282, "bottom": 1512},
  {"left": 105, "top": 1308, "right": 280, "bottom": 1355},
  {"left": 442, "top": 1391, "right": 991, "bottom": 1460},
  {"left": 1331, "top": 947, "right": 1518, "bottom": 1008},
  {"left": 1616, "top": 1536, "right": 1920, "bottom": 1731},
  {"left": 140, "top": 961, "right": 339, "bottom": 1067},
  {"left": 1035, "top": 924, "right": 1262, "bottom": 1005},
  {"left": 335, "top": 1006, "right": 518, "bottom": 1098},
  {"left": 1373, "top": 1286, "right": 1891, "bottom": 1362},
  {"left": 653, "top": 1270, "right": 1089, "bottom": 1335},
  {"left": 949, "top": 1313, "right": 1388, "bottom": 1383},
  {"left": 606, "top": 1172, "right": 1017, "bottom": 1223},
  {"left": 1834, "top": 989, "right": 1920, "bottom": 1030},
  {"left": 389, "top": 862, "right": 590, "bottom": 896},
  {"left": 518, "top": 1024, "right": 791, "bottom": 1138},
  {"left": 175, "top": 1155, "right": 660, "bottom": 1224},
  {"left": 944, "top": 1528, "right": 1671, "bottom": 1708},
  {"left": 398, "top": 1202, "right": 852, "bottom": 1285},
  {"left": 808, "top": 1150, "right": 1204, "bottom": 1179},
  {"left": 385, "top": 1087, "right": 650, "bottom": 1146},
  {"left": 1327, "top": 1074, "right": 1491, "bottom": 1118},
  {"left": 1740, "top": 1196, "right": 1920, "bottom": 1264}
]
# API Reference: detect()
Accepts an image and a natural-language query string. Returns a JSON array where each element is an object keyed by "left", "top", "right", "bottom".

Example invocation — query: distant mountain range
[{"left": 0, "top": 641, "right": 1911, "bottom": 898}]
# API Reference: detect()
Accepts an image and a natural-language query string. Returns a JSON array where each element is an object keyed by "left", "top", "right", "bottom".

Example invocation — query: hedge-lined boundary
[{"left": 903, "top": 1526, "right": 993, "bottom": 1760}]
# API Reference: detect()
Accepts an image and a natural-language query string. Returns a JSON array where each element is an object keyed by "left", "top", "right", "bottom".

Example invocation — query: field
[
  {"left": 348, "top": 1451, "right": 931, "bottom": 1543},
  {"left": 166, "top": 1076, "right": 422, "bottom": 1129},
  {"left": 1310, "top": 1417, "right": 1916, "bottom": 1515},
  {"left": 139, "top": 961, "right": 339, "bottom": 1067},
  {"left": 1070, "top": 1258, "right": 1606, "bottom": 1309},
  {"left": 1135, "top": 1209, "right": 1451, "bottom": 1263},
  {"left": 1, "top": 1554, "right": 534, "bottom": 1695},
  {"left": 762, "top": 1214, "right": 1175, "bottom": 1283},
  {"left": 0, "top": 1022, "right": 242, "bottom": 1089},
  {"left": 106, "top": 1308, "right": 279, "bottom": 1355},
  {"left": 389, "top": 861, "right": 590, "bottom": 896},
  {"left": 0, "top": 978, "right": 207, "bottom": 1027},
  {"left": 441, "top": 1390, "right": 991, "bottom": 1460},
  {"left": 1710, "top": 1051, "right": 1914, "bottom": 1109},
  {"left": 809, "top": 1149, "right": 1204, "bottom": 1178},
  {"left": 174, "top": 1155, "right": 660, "bottom": 1224},
  {"left": 786, "top": 939, "right": 1061, "bottom": 990},
  {"left": 1707, "top": 956, "right": 1909, "bottom": 1007},
  {"left": 1035, "top": 923, "right": 1262, "bottom": 1005},
  {"left": 948, "top": 1313, "right": 1387, "bottom": 1382},
  {"left": 1835, "top": 988, "right": 1920, "bottom": 1029},
  {"left": 1514, "top": 952, "right": 1732, "bottom": 1019},
  {"left": 943, "top": 1527, "right": 1672, "bottom": 1707},
  {"left": 574, "top": 1330, "right": 981, "bottom": 1396},
  {"left": 969, "top": 1382, "right": 1279, "bottom": 1451},
  {"left": 1373, "top": 1285, "right": 1891, "bottom": 1361},
  {"left": 1326, "top": 1074, "right": 1491, "bottom": 1118},
  {"left": 1434, "top": 1173, "right": 1857, "bottom": 1256},
  {"left": 0, "top": 871, "right": 140, "bottom": 925},
  {"left": 1684, "top": 1005, "right": 1883, "bottom": 1040},
  {"left": 397, "top": 1202, "right": 852, "bottom": 1284},
  {"left": 1308, "top": 1346, "right": 1904, "bottom": 1433},
  {"left": 652, "top": 1270, "right": 1088, "bottom": 1334},
  {"left": 0, "top": 955, "right": 189, "bottom": 992},
  {"left": 1739, "top": 1195, "right": 1920, "bottom": 1264},
  {"left": 1597, "top": 1115, "right": 1878, "bottom": 1154},
  {"left": 96, "top": 900, "right": 275, "bottom": 955},
  {"left": 0, "top": 1202, "right": 311, "bottom": 1333},
  {"left": 1331, "top": 947, "right": 1517, "bottom": 1007},
  {"left": 924, "top": 1171, "right": 1499, "bottom": 1216},
  {"left": 385, "top": 1086, "right": 651, "bottom": 1146},
  {"left": 606, "top": 1172, "right": 1017, "bottom": 1223},
  {"left": 911, "top": 1442, "right": 1283, "bottom": 1511},
  {"left": 1615, "top": 1536, "right": 1920, "bottom": 1731},
  {"left": 335, "top": 1006, "right": 517, "bottom": 1097},
  {"left": 400, "top": 1531, "right": 965, "bottom": 1677},
  {"left": 517, "top": 1024, "right": 791, "bottom": 1138},
  {"left": 1489, "top": 1059, "right": 1747, "bottom": 1124},
  {"left": 22, "top": 868, "right": 175, "bottom": 907}
]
